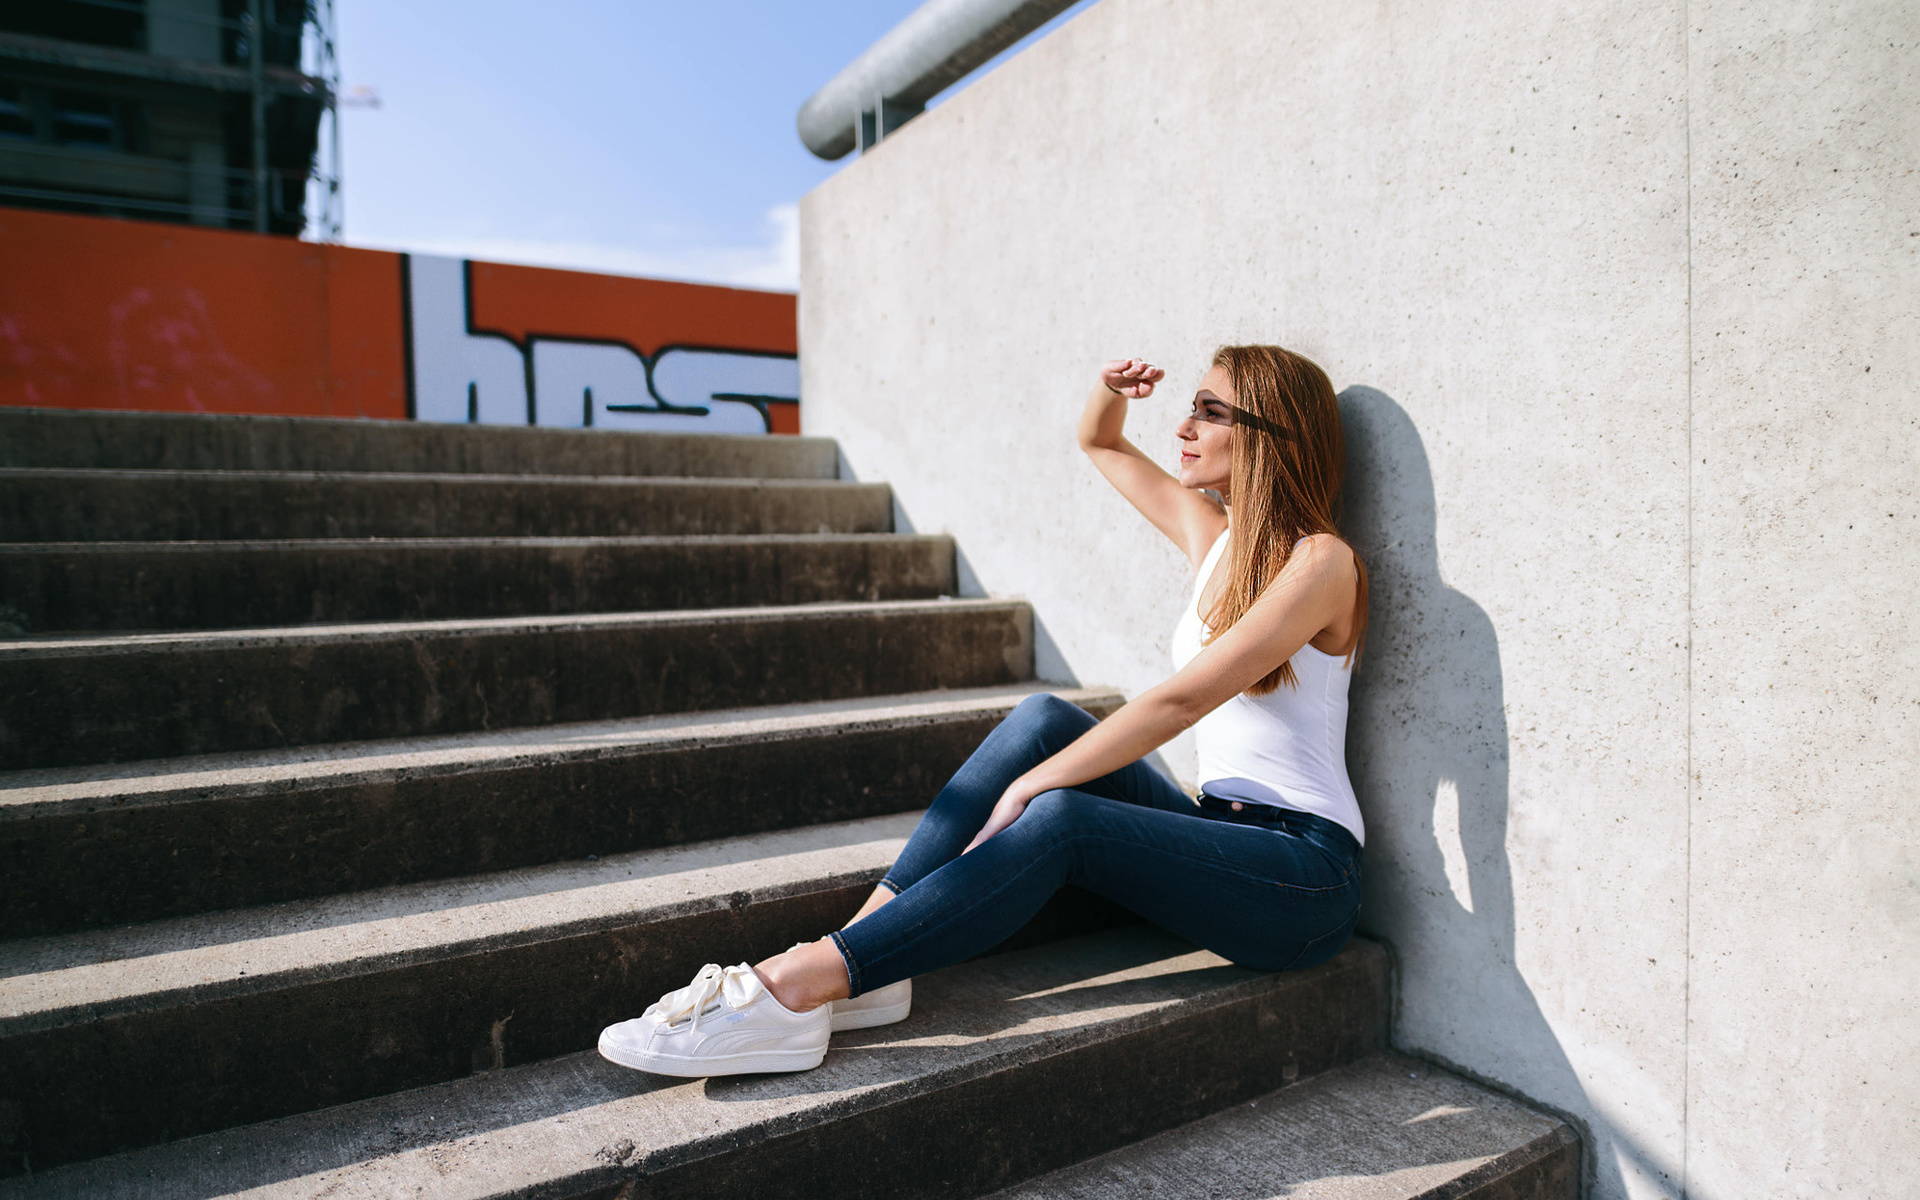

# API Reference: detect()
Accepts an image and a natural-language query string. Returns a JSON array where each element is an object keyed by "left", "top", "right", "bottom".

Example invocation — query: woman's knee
[
  {"left": 984, "top": 789, "right": 1097, "bottom": 873},
  {"left": 1004, "top": 693, "right": 1095, "bottom": 743},
  {"left": 1019, "top": 788, "right": 1102, "bottom": 836}
]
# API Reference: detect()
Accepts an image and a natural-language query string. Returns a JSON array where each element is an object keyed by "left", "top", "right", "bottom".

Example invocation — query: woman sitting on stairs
[{"left": 599, "top": 345, "right": 1369, "bottom": 1077}]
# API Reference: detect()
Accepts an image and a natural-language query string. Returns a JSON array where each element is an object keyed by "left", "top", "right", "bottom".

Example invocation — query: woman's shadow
[{"left": 1340, "top": 387, "right": 1647, "bottom": 1200}]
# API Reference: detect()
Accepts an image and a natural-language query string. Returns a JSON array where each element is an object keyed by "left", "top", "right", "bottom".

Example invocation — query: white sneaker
[
  {"left": 786, "top": 942, "right": 913, "bottom": 1031},
  {"left": 598, "top": 963, "right": 828, "bottom": 1077},
  {"left": 833, "top": 977, "right": 912, "bottom": 1031}
]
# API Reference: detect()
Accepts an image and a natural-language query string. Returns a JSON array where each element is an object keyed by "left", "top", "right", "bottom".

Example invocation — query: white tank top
[{"left": 1170, "top": 528, "right": 1364, "bottom": 845}]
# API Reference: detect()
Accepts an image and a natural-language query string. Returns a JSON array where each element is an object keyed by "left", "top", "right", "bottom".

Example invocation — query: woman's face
[{"left": 1176, "top": 365, "right": 1235, "bottom": 498}]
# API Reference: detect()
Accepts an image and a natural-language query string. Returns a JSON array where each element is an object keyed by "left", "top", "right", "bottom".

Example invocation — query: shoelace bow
[{"left": 643, "top": 963, "right": 762, "bottom": 1036}]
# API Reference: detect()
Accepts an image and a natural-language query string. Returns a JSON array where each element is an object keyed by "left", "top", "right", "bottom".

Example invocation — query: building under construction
[{"left": 0, "top": 0, "right": 337, "bottom": 237}]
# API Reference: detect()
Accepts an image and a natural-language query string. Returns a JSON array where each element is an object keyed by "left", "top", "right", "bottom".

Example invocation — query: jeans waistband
[{"left": 1194, "top": 792, "right": 1362, "bottom": 859}]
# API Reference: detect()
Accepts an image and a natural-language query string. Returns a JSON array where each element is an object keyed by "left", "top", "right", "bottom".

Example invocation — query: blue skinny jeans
[{"left": 829, "top": 693, "right": 1362, "bottom": 997}]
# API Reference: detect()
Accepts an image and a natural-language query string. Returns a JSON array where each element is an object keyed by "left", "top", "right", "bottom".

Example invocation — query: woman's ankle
[
  {"left": 753, "top": 940, "right": 850, "bottom": 1013},
  {"left": 844, "top": 882, "right": 898, "bottom": 928}
]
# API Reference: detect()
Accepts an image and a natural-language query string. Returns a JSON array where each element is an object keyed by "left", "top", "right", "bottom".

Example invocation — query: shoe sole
[
  {"left": 829, "top": 993, "right": 912, "bottom": 1032},
  {"left": 597, "top": 1033, "right": 826, "bottom": 1077}
]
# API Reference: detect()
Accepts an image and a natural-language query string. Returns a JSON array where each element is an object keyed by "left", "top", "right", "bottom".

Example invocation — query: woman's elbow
[{"left": 1145, "top": 689, "right": 1210, "bottom": 735}]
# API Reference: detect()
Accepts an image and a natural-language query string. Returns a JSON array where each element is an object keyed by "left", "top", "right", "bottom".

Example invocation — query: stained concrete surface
[
  {"left": 0, "top": 811, "right": 919, "bottom": 1028},
  {"left": 0, "top": 812, "right": 918, "bottom": 1167},
  {"left": 0, "top": 406, "right": 840, "bottom": 478},
  {"left": 0, "top": 685, "right": 1123, "bottom": 937},
  {"left": 0, "top": 929, "right": 1387, "bottom": 1200},
  {"left": 0, "top": 533, "right": 958, "bottom": 633},
  {"left": 0, "top": 599, "right": 1035, "bottom": 768},
  {"left": 0, "top": 684, "right": 1114, "bottom": 816},
  {"left": 0, "top": 468, "right": 892, "bottom": 542},
  {"left": 984, "top": 1054, "right": 1576, "bottom": 1200}
]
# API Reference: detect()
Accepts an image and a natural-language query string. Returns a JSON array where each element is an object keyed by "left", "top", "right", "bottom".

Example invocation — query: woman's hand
[
  {"left": 963, "top": 780, "right": 1044, "bottom": 853},
  {"left": 1099, "top": 358, "right": 1164, "bottom": 399}
]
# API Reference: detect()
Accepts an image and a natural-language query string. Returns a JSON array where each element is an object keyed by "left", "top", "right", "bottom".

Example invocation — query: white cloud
[{"left": 350, "top": 203, "right": 801, "bottom": 292}]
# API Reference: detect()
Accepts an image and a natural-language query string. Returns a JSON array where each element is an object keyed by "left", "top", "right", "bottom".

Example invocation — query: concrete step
[
  {"left": 1, "top": 685, "right": 1125, "bottom": 938},
  {"left": 982, "top": 1054, "right": 1578, "bottom": 1200},
  {"left": 0, "top": 407, "right": 839, "bottom": 479},
  {"left": 0, "top": 534, "right": 956, "bottom": 633},
  {"left": 0, "top": 813, "right": 1164, "bottom": 1174},
  {"left": 0, "top": 469, "right": 891, "bottom": 542},
  {"left": 0, "top": 598, "right": 1034, "bottom": 770},
  {"left": 0, "top": 926, "right": 1389, "bottom": 1197}
]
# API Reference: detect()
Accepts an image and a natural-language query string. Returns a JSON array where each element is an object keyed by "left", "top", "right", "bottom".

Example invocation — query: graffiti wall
[{"left": 0, "top": 207, "right": 799, "bottom": 434}]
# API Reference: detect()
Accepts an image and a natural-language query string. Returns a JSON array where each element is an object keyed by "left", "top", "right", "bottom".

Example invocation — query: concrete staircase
[{"left": 0, "top": 407, "right": 1577, "bottom": 1198}]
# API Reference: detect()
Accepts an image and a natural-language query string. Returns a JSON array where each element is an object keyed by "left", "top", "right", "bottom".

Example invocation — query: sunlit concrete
[
  {"left": 1684, "top": 2, "right": 1920, "bottom": 1195},
  {"left": 799, "top": 0, "right": 1916, "bottom": 1196}
]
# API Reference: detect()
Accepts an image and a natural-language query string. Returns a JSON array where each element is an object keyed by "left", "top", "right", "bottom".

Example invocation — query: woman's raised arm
[{"left": 1078, "top": 359, "right": 1229, "bottom": 568}]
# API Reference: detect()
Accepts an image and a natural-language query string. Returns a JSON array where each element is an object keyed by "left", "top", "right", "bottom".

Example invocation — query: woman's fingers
[
  {"left": 1096, "top": 359, "right": 1161, "bottom": 397},
  {"left": 962, "top": 795, "right": 1028, "bottom": 853},
  {"left": 963, "top": 813, "right": 1009, "bottom": 853}
]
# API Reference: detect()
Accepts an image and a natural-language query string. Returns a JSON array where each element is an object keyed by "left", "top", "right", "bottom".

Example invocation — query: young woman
[{"left": 599, "top": 345, "right": 1368, "bottom": 1077}]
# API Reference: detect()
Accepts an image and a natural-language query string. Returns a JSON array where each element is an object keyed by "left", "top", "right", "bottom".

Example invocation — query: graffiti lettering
[
  {"left": 405, "top": 254, "right": 797, "bottom": 434},
  {"left": 404, "top": 255, "right": 528, "bottom": 424}
]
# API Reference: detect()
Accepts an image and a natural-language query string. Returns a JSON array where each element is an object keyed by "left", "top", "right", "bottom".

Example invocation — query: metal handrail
[{"left": 797, "top": 0, "right": 1079, "bottom": 160}]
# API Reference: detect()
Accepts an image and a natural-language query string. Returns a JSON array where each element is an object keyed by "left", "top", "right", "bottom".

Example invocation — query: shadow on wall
[{"left": 1340, "top": 385, "right": 1655, "bottom": 1200}]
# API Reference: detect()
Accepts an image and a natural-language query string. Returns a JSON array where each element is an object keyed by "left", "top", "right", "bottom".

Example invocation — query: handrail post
[{"left": 857, "top": 94, "right": 927, "bottom": 154}]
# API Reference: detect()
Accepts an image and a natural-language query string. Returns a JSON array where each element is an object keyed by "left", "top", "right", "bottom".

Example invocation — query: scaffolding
[{"left": 0, "top": 0, "right": 341, "bottom": 239}]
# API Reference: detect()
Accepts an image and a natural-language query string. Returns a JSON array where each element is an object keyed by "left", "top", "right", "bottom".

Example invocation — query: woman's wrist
[
  {"left": 1079, "top": 384, "right": 1128, "bottom": 450},
  {"left": 1009, "top": 770, "right": 1054, "bottom": 805}
]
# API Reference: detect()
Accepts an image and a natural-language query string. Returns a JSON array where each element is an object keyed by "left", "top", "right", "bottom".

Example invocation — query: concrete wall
[
  {"left": 1685, "top": 2, "right": 1919, "bottom": 1193},
  {"left": 798, "top": 1, "right": 1916, "bottom": 1197}
]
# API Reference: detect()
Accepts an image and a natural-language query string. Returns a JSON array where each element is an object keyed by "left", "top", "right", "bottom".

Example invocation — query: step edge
[
  {"left": 0, "top": 596, "right": 1031, "bottom": 657},
  {"left": 0, "top": 686, "right": 1128, "bottom": 816},
  {"left": 0, "top": 933, "right": 1385, "bottom": 1199},
  {"left": 1406, "top": 1123, "right": 1581, "bottom": 1200},
  {"left": 632, "top": 943, "right": 1387, "bottom": 1184},
  {"left": 0, "top": 467, "right": 877, "bottom": 488},
  {"left": 0, "top": 406, "right": 840, "bottom": 454},
  {"left": 977, "top": 1052, "right": 1575, "bottom": 1200},
  {"left": 0, "top": 814, "right": 922, "bottom": 1033},
  {"left": 0, "top": 532, "right": 955, "bottom": 555}
]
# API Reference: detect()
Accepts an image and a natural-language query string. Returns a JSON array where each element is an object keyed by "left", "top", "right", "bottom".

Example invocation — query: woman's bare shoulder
[
  {"left": 1248, "top": 534, "right": 1356, "bottom": 609},
  {"left": 1286, "top": 532, "right": 1356, "bottom": 573}
]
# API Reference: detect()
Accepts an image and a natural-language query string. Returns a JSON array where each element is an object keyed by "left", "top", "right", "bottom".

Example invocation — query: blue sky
[{"left": 334, "top": 1, "right": 1093, "bottom": 291}]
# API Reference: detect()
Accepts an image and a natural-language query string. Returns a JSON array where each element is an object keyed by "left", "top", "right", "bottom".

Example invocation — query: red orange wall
[
  {"left": 0, "top": 208, "right": 406, "bottom": 418},
  {"left": 0, "top": 207, "right": 799, "bottom": 429},
  {"left": 468, "top": 260, "right": 795, "bottom": 359}
]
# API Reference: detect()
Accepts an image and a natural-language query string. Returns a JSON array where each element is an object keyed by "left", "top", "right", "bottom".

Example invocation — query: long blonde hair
[{"left": 1203, "top": 345, "right": 1368, "bottom": 693}]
